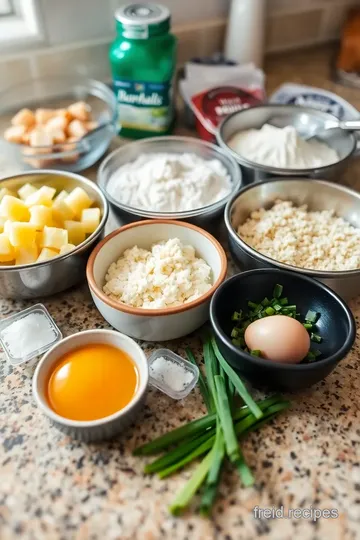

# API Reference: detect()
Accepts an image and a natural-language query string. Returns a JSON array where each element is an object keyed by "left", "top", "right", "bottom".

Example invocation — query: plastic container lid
[
  {"left": 115, "top": 3, "right": 170, "bottom": 38},
  {"left": 148, "top": 348, "right": 199, "bottom": 400},
  {"left": 0, "top": 304, "right": 62, "bottom": 366}
]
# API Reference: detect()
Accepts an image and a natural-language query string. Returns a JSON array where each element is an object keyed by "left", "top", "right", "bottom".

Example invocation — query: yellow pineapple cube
[
  {"left": 25, "top": 185, "right": 56, "bottom": 207},
  {"left": 64, "top": 220, "right": 85, "bottom": 245},
  {"left": 15, "top": 245, "right": 38, "bottom": 265},
  {"left": 53, "top": 190, "right": 69, "bottom": 204},
  {"left": 3, "top": 220, "right": 13, "bottom": 236},
  {"left": 18, "top": 183, "right": 37, "bottom": 201},
  {"left": 37, "top": 247, "right": 58, "bottom": 262},
  {"left": 65, "top": 187, "right": 92, "bottom": 219},
  {"left": 29, "top": 205, "right": 53, "bottom": 230},
  {"left": 0, "top": 195, "right": 30, "bottom": 222},
  {"left": 35, "top": 230, "right": 43, "bottom": 247},
  {"left": 8, "top": 222, "right": 37, "bottom": 247},
  {"left": 51, "top": 220, "right": 63, "bottom": 230},
  {"left": 52, "top": 199, "right": 74, "bottom": 224},
  {"left": 59, "top": 243, "right": 75, "bottom": 255},
  {"left": 81, "top": 207, "right": 100, "bottom": 234},
  {"left": 42, "top": 186, "right": 56, "bottom": 199},
  {"left": 42, "top": 226, "right": 68, "bottom": 250},
  {"left": 0, "top": 188, "right": 15, "bottom": 202},
  {"left": 0, "top": 216, "right": 6, "bottom": 233},
  {"left": 0, "top": 233, "right": 15, "bottom": 262}
]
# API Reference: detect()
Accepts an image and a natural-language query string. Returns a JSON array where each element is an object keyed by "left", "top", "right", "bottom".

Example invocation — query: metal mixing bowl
[
  {"left": 224, "top": 178, "right": 360, "bottom": 300},
  {"left": 98, "top": 136, "right": 242, "bottom": 231},
  {"left": 217, "top": 104, "right": 357, "bottom": 183},
  {"left": 0, "top": 170, "right": 108, "bottom": 299}
]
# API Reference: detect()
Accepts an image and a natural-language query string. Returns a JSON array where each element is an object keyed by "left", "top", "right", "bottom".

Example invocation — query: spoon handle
[{"left": 338, "top": 120, "right": 360, "bottom": 131}]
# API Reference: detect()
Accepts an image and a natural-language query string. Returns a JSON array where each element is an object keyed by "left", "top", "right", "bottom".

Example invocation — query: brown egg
[{"left": 244, "top": 315, "right": 310, "bottom": 364}]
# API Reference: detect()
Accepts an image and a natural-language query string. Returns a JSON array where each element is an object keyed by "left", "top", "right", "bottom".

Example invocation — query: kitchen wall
[{"left": 0, "top": 0, "right": 358, "bottom": 92}]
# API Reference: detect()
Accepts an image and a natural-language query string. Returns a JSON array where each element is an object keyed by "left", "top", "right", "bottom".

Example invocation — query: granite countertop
[{"left": 1, "top": 46, "right": 360, "bottom": 540}]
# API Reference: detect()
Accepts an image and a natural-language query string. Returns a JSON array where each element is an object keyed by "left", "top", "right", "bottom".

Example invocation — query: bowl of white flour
[
  {"left": 98, "top": 136, "right": 241, "bottom": 229},
  {"left": 217, "top": 104, "right": 356, "bottom": 183}
]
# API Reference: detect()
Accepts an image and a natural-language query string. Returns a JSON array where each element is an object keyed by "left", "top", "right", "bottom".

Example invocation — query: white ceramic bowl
[
  {"left": 86, "top": 220, "right": 227, "bottom": 341},
  {"left": 32, "top": 329, "right": 148, "bottom": 442}
]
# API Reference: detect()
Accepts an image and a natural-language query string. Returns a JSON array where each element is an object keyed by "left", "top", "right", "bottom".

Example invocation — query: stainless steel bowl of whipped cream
[{"left": 217, "top": 104, "right": 357, "bottom": 184}]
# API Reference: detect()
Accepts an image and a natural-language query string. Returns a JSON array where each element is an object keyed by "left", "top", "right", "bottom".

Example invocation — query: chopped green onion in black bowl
[
  {"left": 230, "top": 284, "right": 323, "bottom": 363},
  {"left": 209, "top": 269, "right": 356, "bottom": 391}
]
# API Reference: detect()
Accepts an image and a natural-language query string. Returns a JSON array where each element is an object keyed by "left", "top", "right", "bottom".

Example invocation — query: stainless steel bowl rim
[
  {"left": 217, "top": 104, "right": 357, "bottom": 174},
  {"left": 225, "top": 177, "right": 360, "bottom": 278},
  {"left": 210, "top": 268, "right": 356, "bottom": 370},
  {"left": 0, "top": 169, "right": 109, "bottom": 271},
  {"left": 98, "top": 136, "right": 242, "bottom": 219}
]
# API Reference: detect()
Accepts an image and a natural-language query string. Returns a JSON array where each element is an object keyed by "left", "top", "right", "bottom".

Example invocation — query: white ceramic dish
[
  {"left": 86, "top": 220, "right": 227, "bottom": 341},
  {"left": 32, "top": 329, "right": 148, "bottom": 442}
]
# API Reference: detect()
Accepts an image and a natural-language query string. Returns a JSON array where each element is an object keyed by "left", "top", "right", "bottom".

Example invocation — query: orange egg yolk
[{"left": 46, "top": 344, "right": 139, "bottom": 421}]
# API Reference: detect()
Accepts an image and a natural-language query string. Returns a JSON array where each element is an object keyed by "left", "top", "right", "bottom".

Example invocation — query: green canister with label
[{"left": 109, "top": 3, "right": 177, "bottom": 138}]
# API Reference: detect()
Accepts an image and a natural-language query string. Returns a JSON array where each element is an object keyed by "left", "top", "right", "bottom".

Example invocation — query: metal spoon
[
  {"left": 267, "top": 115, "right": 360, "bottom": 141},
  {"left": 301, "top": 119, "right": 360, "bottom": 141}
]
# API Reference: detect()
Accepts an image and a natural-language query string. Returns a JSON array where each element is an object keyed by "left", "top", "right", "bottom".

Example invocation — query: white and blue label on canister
[{"left": 114, "top": 78, "right": 173, "bottom": 133}]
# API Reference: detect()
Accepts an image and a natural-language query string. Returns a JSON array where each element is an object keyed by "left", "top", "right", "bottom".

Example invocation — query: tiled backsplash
[{"left": 0, "top": 0, "right": 358, "bottom": 92}]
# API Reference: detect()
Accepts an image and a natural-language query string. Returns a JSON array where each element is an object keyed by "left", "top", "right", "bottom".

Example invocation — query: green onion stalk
[{"left": 133, "top": 335, "right": 291, "bottom": 516}]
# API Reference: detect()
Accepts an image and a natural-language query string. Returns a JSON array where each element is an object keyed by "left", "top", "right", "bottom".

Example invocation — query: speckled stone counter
[{"left": 1, "top": 46, "right": 360, "bottom": 540}]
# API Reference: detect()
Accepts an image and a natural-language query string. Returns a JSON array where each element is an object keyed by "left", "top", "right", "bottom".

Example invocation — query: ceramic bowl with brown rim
[{"left": 86, "top": 220, "right": 227, "bottom": 341}]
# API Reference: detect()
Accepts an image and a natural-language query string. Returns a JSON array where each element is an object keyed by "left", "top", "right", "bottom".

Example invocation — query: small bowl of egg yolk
[{"left": 32, "top": 329, "right": 148, "bottom": 442}]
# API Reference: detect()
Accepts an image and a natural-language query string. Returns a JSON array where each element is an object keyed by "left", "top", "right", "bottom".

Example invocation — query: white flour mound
[{"left": 106, "top": 152, "right": 232, "bottom": 212}]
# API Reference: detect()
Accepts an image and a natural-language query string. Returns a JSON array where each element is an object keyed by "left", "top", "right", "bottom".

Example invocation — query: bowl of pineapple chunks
[
  {"left": 0, "top": 77, "right": 118, "bottom": 172},
  {"left": 0, "top": 170, "right": 108, "bottom": 298}
]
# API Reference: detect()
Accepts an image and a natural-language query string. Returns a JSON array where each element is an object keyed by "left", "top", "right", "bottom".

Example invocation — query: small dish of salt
[
  {"left": 148, "top": 348, "right": 199, "bottom": 400},
  {"left": 0, "top": 304, "right": 62, "bottom": 366}
]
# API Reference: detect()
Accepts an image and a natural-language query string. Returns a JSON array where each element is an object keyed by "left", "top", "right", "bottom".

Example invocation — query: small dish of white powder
[
  {"left": 0, "top": 304, "right": 62, "bottom": 366},
  {"left": 148, "top": 348, "right": 199, "bottom": 400},
  {"left": 105, "top": 152, "right": 232, "bottom": 213}
]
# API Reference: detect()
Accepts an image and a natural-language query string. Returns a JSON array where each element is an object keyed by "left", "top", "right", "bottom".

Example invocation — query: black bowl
[{"left": 210, "top": 269, "right": 356, "bottom": 391}]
